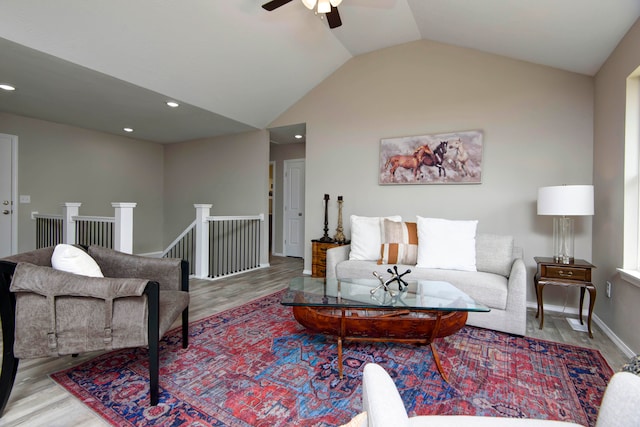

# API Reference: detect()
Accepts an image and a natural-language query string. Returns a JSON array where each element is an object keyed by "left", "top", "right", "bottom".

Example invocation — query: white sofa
[
  {"left": 326, "top": 232, "right": 527, "bottom": 336},
  {"left": 356, "top": 363, "right": 640, "bottom": 427}
]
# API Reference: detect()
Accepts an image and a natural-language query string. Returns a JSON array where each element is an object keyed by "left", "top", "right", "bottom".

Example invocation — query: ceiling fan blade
[
  {"left": 326, "top": 6, "right": 342, "bottom": 29},
  {"left": 262, "top": 0, "right": 295, "bottom": 11}
]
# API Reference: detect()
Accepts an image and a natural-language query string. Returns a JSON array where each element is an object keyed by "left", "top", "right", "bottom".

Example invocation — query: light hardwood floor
[{"left": 0, "top": 256, "right": 630, "bottom": 426}]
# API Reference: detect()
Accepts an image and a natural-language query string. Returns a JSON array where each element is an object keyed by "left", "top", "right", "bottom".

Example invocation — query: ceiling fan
[{"left": 262, "top": 0, "right": 343, "bottom": 29}]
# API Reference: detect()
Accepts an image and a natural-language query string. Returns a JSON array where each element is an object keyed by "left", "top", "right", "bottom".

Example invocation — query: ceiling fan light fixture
[
  {"left": 329, "top": 0, "right": 342, "bottom": 6},
  {"left": 317, "top": 0, "right": 331, "bottom": 13},
  {"left": 301, "top": 0, "right": 317, "bottom": 10}
]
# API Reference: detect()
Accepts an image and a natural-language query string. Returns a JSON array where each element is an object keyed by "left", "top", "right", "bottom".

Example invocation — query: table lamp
[{"left": 537, "top": 185, "right": 594, "bottom": 264}]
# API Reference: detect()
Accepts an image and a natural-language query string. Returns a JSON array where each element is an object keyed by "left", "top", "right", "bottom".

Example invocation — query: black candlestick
[{"left": 319, "top": 194, "right": 334, "bottom": 242}]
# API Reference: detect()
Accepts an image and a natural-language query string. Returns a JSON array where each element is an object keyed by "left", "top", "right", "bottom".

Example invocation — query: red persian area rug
[{"left": 51, "top": 291, "right": 613, "bottom": 427}]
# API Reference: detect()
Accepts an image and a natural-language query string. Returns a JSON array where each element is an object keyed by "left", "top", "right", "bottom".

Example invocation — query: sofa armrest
[
  {"left": 326, "top": 245, "right": 351, "bottom": 279},
  {"left": 505, "top": 257, "right": 527, "bottom": 336}
]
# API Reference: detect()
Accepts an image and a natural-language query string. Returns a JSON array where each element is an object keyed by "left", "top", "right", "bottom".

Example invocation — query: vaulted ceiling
[{"left": 0, "top": 0, "right": 638, "bottom": 143}]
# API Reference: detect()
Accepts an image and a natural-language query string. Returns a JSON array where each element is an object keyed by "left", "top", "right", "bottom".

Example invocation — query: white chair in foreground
[{"left": 360, "top": 363, "right": 640, "bottom": 427}]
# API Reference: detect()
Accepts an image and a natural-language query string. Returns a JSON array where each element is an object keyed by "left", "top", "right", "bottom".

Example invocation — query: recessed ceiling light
[
  {"left": 0, "top": 84, "right": 16, "bottom": 91},
  {"left": 294, "top": 134, "right": 303, "bottom": 139},
  {"left": 166, "top": 101, "right": 179, "bottom": 108},
  {"left": 123, "top": 127, "right": 134, "bottom": 133}
]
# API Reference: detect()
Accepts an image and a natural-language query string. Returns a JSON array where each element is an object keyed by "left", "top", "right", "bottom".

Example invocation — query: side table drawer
[
  {"left": 312, "top": 264, "right": 326, "bottom": 277},
  {"left": 544, "top": 265, "right": 589, "bottom": 281}
]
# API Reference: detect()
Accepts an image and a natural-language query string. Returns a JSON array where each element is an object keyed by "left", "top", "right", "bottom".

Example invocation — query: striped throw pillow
[{"left": 378, "top": 220, "right": 418, "bottom": 265}]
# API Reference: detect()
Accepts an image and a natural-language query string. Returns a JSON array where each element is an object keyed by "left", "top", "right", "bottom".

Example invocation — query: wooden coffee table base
[{"left": 292, "top": 306, "right": 468, "bottom": 382}]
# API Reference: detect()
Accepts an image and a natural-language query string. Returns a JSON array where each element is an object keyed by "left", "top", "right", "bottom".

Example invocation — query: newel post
[
  {"left": 112, "top": 202, "right": 137, "bottom": 254},
  {"left": 194, "top": 204, "right": 211, "bottom": 278},
  {"left": 62, "top": 202, "right": 82, "bottom": 244}
]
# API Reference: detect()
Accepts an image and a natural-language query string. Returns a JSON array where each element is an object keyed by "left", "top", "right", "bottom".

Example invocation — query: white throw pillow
[
  {"left": 416, "top": 216, "right": 478, "bottom": 272},
  {"left": 349, "top": 215, "right": 402, "bottom": 261},
  {"left": 51, "top": 244, "right": 104, "bottom": 277}
]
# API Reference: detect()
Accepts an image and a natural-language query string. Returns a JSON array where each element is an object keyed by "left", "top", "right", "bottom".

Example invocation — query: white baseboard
[
  {"left": 526, "top": 301, "right": 635, "bottom": 359},
  {"left": 593, "top": 313, "right": 636, "bottom": 358},
  {"left": 302, "top": 269, "right": 312, "bottom": 276}
]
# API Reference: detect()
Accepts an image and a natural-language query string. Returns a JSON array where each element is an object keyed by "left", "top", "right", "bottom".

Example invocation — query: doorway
[
  {"left": 268, "top": 123, "right": 306, "bottom": 258},
  {"left": 284, "top": 158, "right": 305, "bottom": 258},
  {"left": 0, "top": 133, "right": 18, "bottom": 257}
]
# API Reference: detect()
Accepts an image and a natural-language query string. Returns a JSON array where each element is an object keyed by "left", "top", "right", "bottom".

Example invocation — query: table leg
[
  {"left": 428, "top": 313, "right": 450, "bottom": 383},
  {"left": 586, "top": 284, "right": 596, "bottom": 339},
  {"left": 579, "top": 287, "right": 586, "bottom": 325},
  {"left": 430, "top": 342, "right": 449, "bottom": 383},
  {"left": 534, "top": 275, "right": 541, "bottom": 319},
  {"left": 338, "top": 308, "right": 345, "bottom": 379},
  {"left": 536, "top": 282, "right": 545, "bottom": 329},
  {"left": 337, "top": 336, "right": 343, "bottom": 379}
]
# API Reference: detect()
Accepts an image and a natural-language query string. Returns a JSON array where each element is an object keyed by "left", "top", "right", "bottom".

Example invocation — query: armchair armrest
[
  {"left": 326, "top": 244, "right": 351, "bottom": 279},
  {"left": 88, "top": 246, "right": 185, "bottom": 291}
]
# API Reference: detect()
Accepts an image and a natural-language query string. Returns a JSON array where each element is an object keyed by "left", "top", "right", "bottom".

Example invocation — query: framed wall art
[{"left": 379, "top": 129, "right": 483, "bottom": 185}]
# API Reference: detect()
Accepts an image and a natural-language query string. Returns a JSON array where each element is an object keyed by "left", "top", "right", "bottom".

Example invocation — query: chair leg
[
  {"left": 182, "top": 307, "right": 189, "bottom": 349},
  {"left": 149, "top": 339, "right": 159, "bottom": 406},
  {"left": 0, "top": 271, "right": 18, "bottom": 418},
  {"left": 147, "top": 282, "right": 160, "bottom": 406},
  {"left": 0, "top": 353, "right": 18, "bottom": 418}
]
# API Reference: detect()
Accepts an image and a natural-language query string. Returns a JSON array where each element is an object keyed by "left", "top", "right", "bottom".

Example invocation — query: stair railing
[
  {"left": 162, "top": 204, "right": 265, "bottom": 279},
  {"left": 33, "top": 202, "right": 136, "bottom": 253}
]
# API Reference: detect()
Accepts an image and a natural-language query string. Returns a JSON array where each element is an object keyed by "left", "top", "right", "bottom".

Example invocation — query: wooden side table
[
  {"left": 533, "top": 257, "right": 596, "bottom": 338},
  {"left": 311, "top": 240, "right": 349, "bottom": 278}
]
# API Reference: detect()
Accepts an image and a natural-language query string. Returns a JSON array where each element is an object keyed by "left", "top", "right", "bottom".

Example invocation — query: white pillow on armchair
[{"left": 51, "top": 244, "right": 104, "bottom": 277}]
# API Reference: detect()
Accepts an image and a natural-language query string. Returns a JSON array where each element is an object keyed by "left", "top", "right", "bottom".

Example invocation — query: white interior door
[
  {"left": 0, "top": 134, "right": 17, "bottom": 257},
  {"left": 284, "top": 159, "right": 305, "bottom": 258}
]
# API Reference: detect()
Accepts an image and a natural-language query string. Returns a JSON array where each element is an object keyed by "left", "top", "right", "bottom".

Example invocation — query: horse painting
[
  {"left": 379, "top": 130, "right": 482, "bottom": 184},
  {"left": 448, "top": 138, "right": 470, "bottom": 177},
  {"left": 420, "top": 140, "right": 448, "bottom": 177},
  {"left": 384, "top": 150, "right": 427, "bottom": 180}
]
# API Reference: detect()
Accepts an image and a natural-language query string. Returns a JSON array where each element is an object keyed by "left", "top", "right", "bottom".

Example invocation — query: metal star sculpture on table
[{"left": 370, "top": 266, "right": 411, "bottom": 297}]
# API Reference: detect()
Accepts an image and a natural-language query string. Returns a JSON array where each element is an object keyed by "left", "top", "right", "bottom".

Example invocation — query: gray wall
[
  {"left": 0, "top": 112, "right": 164, "bottom": 254},
  {"left": 163, "top": 130, "right": 271, "bottom": 265},
  {"left": 270, "top": 141, "right": 306, "bottom": 255},
  {"left": 271, "top": 39, "right": 595, "bottom": 308},
  {"left": 593, "top": 18, "right": 640, "bottom": 353}
]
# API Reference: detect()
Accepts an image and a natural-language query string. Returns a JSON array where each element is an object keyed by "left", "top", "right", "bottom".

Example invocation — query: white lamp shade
[
  {"left": 301, "top": 0, "right": 317, "bottom": 9},
  {"left": 330, "top": 0, "right": 342, "bottom": 6},
  {"left": 537, "top": 185, "right": 594, "bottom": 216}
]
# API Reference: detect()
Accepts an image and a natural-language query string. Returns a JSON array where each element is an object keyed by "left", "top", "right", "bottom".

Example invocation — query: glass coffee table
[{"left": 281, "top": 277, "right": 490, "bottom": 381}]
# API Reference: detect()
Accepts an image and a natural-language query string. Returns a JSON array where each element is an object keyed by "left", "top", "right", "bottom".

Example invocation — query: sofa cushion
[
  {"left": 336, "top": 260, "right": 508, "bottom": 311},
  {"left": 349, "top": 215, "right": 402, "bottom": 261},
  {"left": 378, "top": 220, "right": 418, "bottom": 265},
  {"left": 51, "top": 244, "right": 104, "bottom": 278},
  {"left": 475, "top": 234, "right": 514, "bottom": 277},
  {"left": 416, "top": 217, "right": 478, "bottom": 272}
]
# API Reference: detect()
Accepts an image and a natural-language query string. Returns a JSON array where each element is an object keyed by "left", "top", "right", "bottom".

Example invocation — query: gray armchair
[{"left": 0, "top": 245, "right": 190, "bottom": 417}]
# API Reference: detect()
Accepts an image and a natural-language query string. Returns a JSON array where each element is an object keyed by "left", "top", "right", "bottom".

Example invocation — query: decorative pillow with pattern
[{"left": 378, "top": 219, "right": 418, "bottom": 265}]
